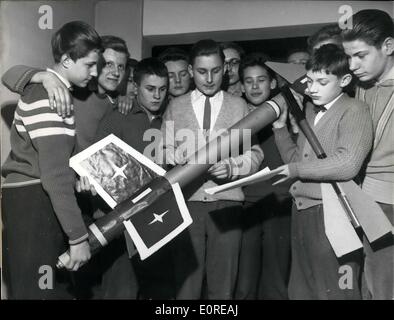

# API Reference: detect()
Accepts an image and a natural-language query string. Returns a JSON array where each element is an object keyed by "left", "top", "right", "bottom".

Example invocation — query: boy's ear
[
  {"left": 340, "top": 73, "right": 352, "bottom": 88},
  {"left": 241, "top": 83, "right": 245, "bottom": 93},
  {"left": 270, "top": 78, "right": 277, "bottom": 90},
  {"left": 382, "top": 37, "right": 394, "bottom": 56},
  {"left": 188, "top": 64, "right": 193, "bottom": 78},
  {"left": 61, "top": 54, "right": 72, "bottom": 69}
]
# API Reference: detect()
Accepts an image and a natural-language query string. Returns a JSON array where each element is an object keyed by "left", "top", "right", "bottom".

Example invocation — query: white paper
[
  {"left": 123, "top": 183, "right": 193, "bottom": 260},
  {"left": 205, "top": 166, "right": 284, "bottom": 195}
]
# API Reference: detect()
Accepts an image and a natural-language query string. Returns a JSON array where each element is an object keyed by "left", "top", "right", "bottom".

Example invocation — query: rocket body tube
[{"left": 57, "top": 102, "right": 279, "bottom": 268}]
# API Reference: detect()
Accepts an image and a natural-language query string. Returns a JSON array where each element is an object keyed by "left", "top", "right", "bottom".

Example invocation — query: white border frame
[
  {"left": 123, "top": 183, "right": 193, "bottom": 260},
  {"left": 69, "top": 134, "right": 166, "bottom": 209}
]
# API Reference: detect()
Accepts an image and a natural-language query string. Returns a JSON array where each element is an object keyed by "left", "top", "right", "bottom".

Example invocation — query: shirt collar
[
  {"left": 46, "top": 68, "right": 72, "bottom": 89},
  {"left": 376, "top": 64, "right": 394, "bottom": 86},
  {"left": 324, "top": 93, "right": 343, "bottom": 111},
  {"left": 191, "top": 88, "right": 223, "bottom": 102}
]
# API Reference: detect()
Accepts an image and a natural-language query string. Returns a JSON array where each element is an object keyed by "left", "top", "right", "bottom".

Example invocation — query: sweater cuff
[
  {"left": 16, "top": 68, "right": 43, "bottom": 93},
  {"left": 68, "top": 232, "right": 89, "bottom": 245},
  {"left": 288, "top": 162, "right": 299, "bottom": 178}
]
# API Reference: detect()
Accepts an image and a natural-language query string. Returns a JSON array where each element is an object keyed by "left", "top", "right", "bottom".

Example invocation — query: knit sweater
[
  {"left": 1, "top": 65, "right": 115, "bottom": 153},
  {"left": 161, "top": 91, "right": 263, "bottom": 202},
  {"left": 273, "top": 93, "right": 373, "bottom": 210},
  {"left": 2, "top": 82, "right": 88, "bottom": 244},
  {"left": 356, "top": 77, "right": 394, "bottom": 204}
]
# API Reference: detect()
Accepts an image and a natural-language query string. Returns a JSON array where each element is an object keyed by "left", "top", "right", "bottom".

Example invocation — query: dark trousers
[
  {"left": 363, "top": 202, "right": 394, "bottom": 300},
  {"left": 2, "top": 184, "right": 75, "bottom": 299},
  {"left": 288, "top": 203, "right": 362, "bottom": 300},
  {"left": 99, "top": 237, "right": 139, "bottom": 299},
  {"left": 235, "top": 197, "right": 291, "bottom": 300},
  {"left": 172, "top": 200, "right": 242, "bottom": 299}
]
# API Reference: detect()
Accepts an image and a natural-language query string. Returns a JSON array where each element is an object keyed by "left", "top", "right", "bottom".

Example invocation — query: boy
[
  {"left": 287, "top": 49, "right": 310, "bottom": 66},
  {"left": 161, "top": 39, "right": 263, "bottom": 299},
  {"left": 342, "top": 9, "right": 394, "bottom": 300},
  {"left": 235, "top": 53, "right": 292, "bottom": 299},
  {"left": 2, "top": 35, "right": 131, "bottom": 152},
  {"left": 220, "top": 42, "right": 244, "bottom": 97},
  {"left": 1, "top": 21, "right": 102, "bottom": 299},
  {"left": 273, "top": 44, "right": 373, "bottom": 299},
  {"left": 97, "top": 58, "right": 169, "bottom": 299},
  {"left": 158, "top": 47, "right": 192, "bottom": 99}
]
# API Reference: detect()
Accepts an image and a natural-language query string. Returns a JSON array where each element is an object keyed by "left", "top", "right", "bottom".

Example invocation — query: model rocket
[{"left": 56, "top": 99, "right": 280, "bottom": 268}]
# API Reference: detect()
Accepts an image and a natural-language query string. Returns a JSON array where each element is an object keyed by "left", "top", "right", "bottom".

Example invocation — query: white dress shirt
[
  {"left": 46, "top": 68, "right": 72, "bottom": 89},
  {"left": 314, "top": 93, "right": 343, "bottom": 125},
  {"left": 191, "top": 89, "right": 223, "bottom": 131}
]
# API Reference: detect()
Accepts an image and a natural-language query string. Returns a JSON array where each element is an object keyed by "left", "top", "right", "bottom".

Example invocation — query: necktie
[
  {"left": 314, "top": 105, "right": 327, "bottom": 113},
  {"left": 203, "top": 97, "right": 211, "bottom": 132},
  {"left": 150, "top": 115, "right": 162, "bottom": 129}
]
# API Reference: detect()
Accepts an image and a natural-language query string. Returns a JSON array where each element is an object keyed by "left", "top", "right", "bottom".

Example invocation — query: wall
[
  {"left": 143, "top": 0, "right": 393, "bottom": 45},
  {"left": 95, "top": 0, "right": 144, "bottom": 60}
]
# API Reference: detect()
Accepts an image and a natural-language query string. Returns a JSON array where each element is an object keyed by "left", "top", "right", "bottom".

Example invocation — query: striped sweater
[
  {"left": 2, "top": 83, "right": 88, "bottom": 244},
  {"left": 273, "top": 93, "right": 373, "bottom": 210}
]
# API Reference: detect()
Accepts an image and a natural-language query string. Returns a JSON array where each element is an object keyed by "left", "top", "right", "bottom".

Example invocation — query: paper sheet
[{"left": 205, "top": 166, "right": 284, "bottom": 195}]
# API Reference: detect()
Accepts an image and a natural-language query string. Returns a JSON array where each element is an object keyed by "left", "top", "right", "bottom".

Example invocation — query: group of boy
[{"left": 2, "top": 8, "right": 393, "bottom": 300}]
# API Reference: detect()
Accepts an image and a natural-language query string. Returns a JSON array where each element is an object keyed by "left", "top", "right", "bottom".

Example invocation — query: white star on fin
[
  {"left": 109, "top": 160, "right": 127, "bottom": 179},
  {"left": 148, "top": 210, "right": 169, "bottom": 225}
]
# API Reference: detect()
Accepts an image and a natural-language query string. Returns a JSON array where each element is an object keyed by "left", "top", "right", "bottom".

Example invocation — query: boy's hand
[
  {"left": 32, "top": 71, "right": 73, "bottom": 118},
  {"left": 75, "top": 176, "right": 97, "bottom": 196},
  {"left": 272, "top": 164, "right": 291, "bottom": 185},
  {"left": 64, "top": 241, "right": 91, "bottom": 271},
  {"left": 272, "top": 101, "right": 288, "bottom": 129},
  {"left": 208, "top": 160, "right": 231, "bottom": 180},
  {"left": 117, "top": 95, "right": 134, "bottom": 115},
  {"left": 174, "top": 148, "right": 187, "bottom": 165}
]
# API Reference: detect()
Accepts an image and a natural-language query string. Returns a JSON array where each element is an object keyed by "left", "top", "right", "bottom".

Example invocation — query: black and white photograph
[{"left": 0, "top": 0, "right": 393, "bottom": 309}]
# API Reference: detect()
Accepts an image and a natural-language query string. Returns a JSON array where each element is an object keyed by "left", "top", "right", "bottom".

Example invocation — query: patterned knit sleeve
[
  {"left": 17, "top": 85, "right": 88, "bottom": 244},
  {"left": 2, "top": 65, "right": 43, "bottom": 95},
  {"left": 290, "top": 102, "right": 373, "bottom": 181}
]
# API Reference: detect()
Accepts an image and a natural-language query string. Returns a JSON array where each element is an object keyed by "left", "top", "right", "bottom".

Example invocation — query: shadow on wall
[{"left": 1, "top": 102, "right": 17, "bottom": 129}]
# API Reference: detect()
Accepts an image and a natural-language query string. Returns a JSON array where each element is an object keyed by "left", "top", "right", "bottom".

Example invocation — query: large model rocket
[{"left": 56, "top": 99, "right": 280, "bottom": 268}]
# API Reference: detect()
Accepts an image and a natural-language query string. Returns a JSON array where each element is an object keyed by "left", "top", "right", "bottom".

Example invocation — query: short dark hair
[
  {"left": 219, "top": 42, "right": 245, "bottom": 59},
  {"left": 127, "top": 58, "right": 139, "bottom": 70},
  {"left": 341, "top": 9, "right": 394, "bottom": 48},
  {"left": 308, "top": 24, "right": 342, "bottom": 52},
  {"left": 133, "top": 57, "right": 168, "bottom": 86},
  {"left": 101, "top": 35, "right": 130, "bottom": 59},
  {"left": 305, "top": 44, "right": 350, "bottom": 77},
  {"left": 238, "top": 52, "right": 275, "bottom": 83},
  {"left": 51, "top": 21, "right": 102, "bottom": 63},
  {"left": 158, "top": 47, "right": 189, "bottom": 64},
  {"left": 189, "top": 39, "right": 225, "bottom": 65}
]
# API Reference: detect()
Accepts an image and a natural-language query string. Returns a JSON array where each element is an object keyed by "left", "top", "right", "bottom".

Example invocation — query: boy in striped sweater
[
  {"left": 273, "top": 44, "right": 373, "bottom": 299},
  {"left": 1, "top": 21, "right": 102, "bottom": 299}
]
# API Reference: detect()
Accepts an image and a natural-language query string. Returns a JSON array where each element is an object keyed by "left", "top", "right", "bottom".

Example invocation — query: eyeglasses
[{"left": 224, "top": 59, "right": 241, "bottom": 69}]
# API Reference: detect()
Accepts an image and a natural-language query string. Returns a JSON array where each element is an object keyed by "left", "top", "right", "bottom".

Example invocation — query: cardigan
[
  {"left": 161, "top": 90, "right": 263, "bottom": 202},
  {"left": 356, "top": 78, "right": 394, "bottom": 204},
  {"left": 273, "top": 93, "right": 373, "bottom": 210}
]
